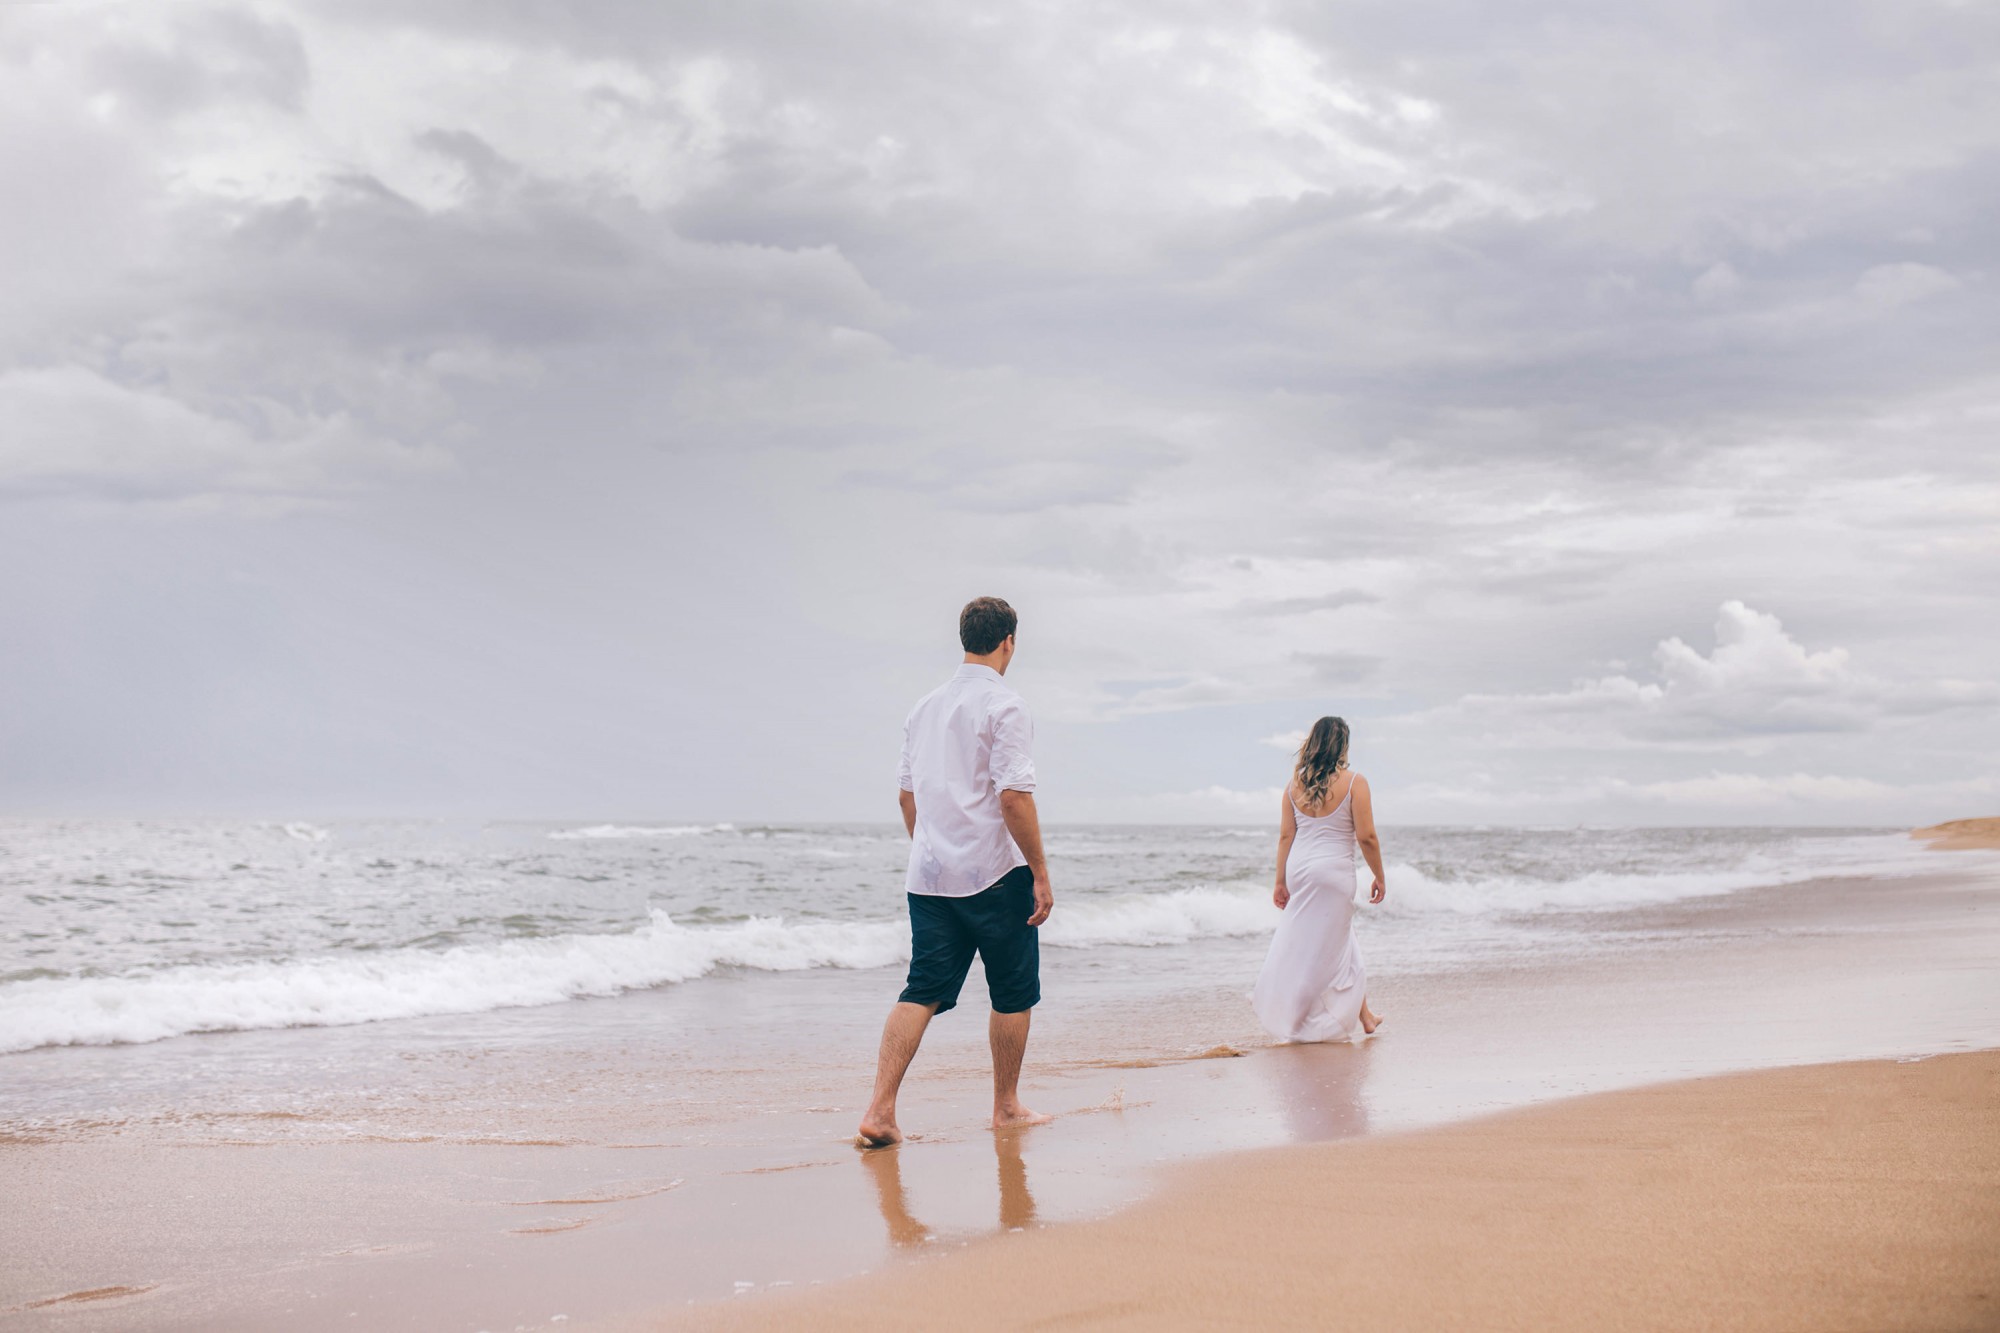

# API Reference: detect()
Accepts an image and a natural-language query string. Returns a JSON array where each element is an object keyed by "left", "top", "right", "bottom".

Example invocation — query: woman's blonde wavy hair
[{"left": 1293, "top": 716, "right": 1351, "bottom": 810}]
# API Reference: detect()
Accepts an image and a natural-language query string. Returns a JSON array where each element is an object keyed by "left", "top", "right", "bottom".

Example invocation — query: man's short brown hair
[{"left": 959, "top": 597, "right": 1018, "bottom": 655}]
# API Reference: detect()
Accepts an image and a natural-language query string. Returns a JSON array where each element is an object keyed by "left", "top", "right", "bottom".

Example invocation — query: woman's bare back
[{"left": 1291, "top": 770, "right": 1358, "bottom": 819}]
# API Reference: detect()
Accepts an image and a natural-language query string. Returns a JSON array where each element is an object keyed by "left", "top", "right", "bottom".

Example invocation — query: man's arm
[
  {"left": 898, "top": 788, "right": 917, "bottom": 838},
  {"left": 999, "top": 790, "right": 1053, "bottom": 926}
]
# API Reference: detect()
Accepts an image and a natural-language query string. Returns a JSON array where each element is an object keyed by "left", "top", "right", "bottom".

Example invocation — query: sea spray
[
  {"left": 0, "top": 910, "right": 906, "bottom": 1053},
  {"left": 0, "top": 888, "right": 1283, "bottom": 1052},
  {"left": 547, "top": 823, "right": 737, "bottom": 840}
]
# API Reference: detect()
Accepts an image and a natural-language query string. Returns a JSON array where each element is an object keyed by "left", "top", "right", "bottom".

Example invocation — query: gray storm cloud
[{"left": 1, "top": 0, "right": 1994, "bottom": 824}]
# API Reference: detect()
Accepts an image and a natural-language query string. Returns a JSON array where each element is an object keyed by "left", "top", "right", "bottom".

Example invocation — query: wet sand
[
  {"left": 685, "top": 1052, "right": 2000, "bottom": 1333},
  {"left": 4, "top": 859, "right": 1999, "bottom": 1330}
]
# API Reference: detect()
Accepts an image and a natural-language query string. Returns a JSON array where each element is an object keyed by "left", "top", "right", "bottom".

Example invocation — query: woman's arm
[
  {"left": 1273, "top": 785, "right": 1298, "bottom": 908},
  {"left": 1352, "top": 775, "right": 1386, "bottom": 903}
]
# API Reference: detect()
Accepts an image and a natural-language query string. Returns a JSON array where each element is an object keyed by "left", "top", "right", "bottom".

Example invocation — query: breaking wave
[
  {"left": 0, "top": 834, "right": 1943, "bottom": 1053},
  {"left": 547, "top": 823, "right": 736, "bottom": 840},
  {"left": 0, "top": 888, "right": 1277, "bottom": 1053},
  {"left": 0, "top": 910, "right": 903, "bottom": 1054}
]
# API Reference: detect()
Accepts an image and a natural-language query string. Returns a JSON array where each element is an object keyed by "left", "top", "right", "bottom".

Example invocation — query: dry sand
[
  {"left": 1914, "top": 817, "right": 2000, "bottom": 851},
  {"left": 681, "top": 1052, "right": 2000, "bottom": 1333}
]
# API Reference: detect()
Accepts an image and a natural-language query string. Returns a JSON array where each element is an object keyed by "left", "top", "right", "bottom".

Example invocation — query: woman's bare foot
[
  {"left": 1359, "top": 1001, "right": 1384, "bottom": 1035},
  {"left": 992, "top": 1103, "right": 1054, "bottom": 1130}
]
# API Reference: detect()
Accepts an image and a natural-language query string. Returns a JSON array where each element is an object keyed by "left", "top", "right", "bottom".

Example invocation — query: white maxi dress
[{"left": 1252, "top": 786, "right": 1367, "bottom": 1042}]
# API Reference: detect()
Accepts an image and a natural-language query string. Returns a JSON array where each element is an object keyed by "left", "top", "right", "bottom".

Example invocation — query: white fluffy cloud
[
  {"left": 1853, "top": 262, "right": 1962, "bottom": 308},
  {"left": 1430, "top": 601, "right": 1996, "bottom": 748}
]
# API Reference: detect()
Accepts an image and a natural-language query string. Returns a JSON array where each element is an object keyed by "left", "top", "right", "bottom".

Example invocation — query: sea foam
[
  {"left": 1378, "top": 834, "right": 1937, "bottom": 917},
  {"left": 0, "top": 888, "right": 1281, "bottom": 1053},
  {"left": 0, "top": 833, "right": 1946, "bottom": 1054},
  {"left": 0, "top": 910, "right": 905, "bottom": 1054},
  {"left": 548, "top": 823, "right": 736, "bottom": 840},
  {"left": 1042, "top": 886, "right": 1272, "bottom": 948}
]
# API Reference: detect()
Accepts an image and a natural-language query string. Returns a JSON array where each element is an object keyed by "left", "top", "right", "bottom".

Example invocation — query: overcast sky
[{"left": 3, "top": 0, "right": 1996, "bottom": 825}]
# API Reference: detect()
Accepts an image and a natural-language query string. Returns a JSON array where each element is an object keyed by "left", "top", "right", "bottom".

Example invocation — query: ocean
[
  {"left": 0, "top": 819, "right": 1930, "bottom": 1058},
  {"left": 6, "top": 817, "right": 1999, "bottom": 1327}
]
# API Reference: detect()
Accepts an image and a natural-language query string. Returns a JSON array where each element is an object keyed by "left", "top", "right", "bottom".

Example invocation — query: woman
[{"left": 1252, "top": 716, "right": 1386, "bottom": 1042}]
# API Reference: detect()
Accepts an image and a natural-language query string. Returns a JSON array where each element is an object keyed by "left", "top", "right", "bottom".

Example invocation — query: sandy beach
[
  {"left": 683, "top": 1051, "right": 2000, "bottom": 1333},
  {"left": 11, "top": 0, "right": 2000, "bottom": 1325},
  {"left": 4, "top": 827, "right": 1999, "bottom": 1330},
  {"left": 1915, "top": 817, "right": 2000, "bottom": 851}
]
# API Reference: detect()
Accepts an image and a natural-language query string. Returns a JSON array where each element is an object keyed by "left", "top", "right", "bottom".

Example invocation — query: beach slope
[
  {"left": 1914, "top": 817, "right": 2000, "bottom": 851},
  {"left": 684, "top": 1053, "right": 2000, "bottom": 1333}
]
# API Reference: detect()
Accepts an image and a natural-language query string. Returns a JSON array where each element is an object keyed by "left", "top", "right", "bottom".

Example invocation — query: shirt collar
[{"left": 954, "top": 662, "right": 1003, "bottom": 683}]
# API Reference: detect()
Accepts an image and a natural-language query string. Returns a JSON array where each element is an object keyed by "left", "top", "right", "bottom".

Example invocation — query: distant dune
[{"left": 1912, "top": 817, "right": 2000, "bottom": 850}]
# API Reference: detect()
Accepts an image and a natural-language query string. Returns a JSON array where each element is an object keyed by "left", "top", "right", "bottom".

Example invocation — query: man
[{"left": 856, "top": 596, "right": 1055, "bottom": 1148}]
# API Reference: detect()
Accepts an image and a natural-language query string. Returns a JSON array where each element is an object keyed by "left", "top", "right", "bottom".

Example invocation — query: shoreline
[
  {"left": 677, "top": 1051, "right": 2000, "bottom": 1332},
  {"left": 4, "top": 854, "right": 1998, "bottom": 1330}
]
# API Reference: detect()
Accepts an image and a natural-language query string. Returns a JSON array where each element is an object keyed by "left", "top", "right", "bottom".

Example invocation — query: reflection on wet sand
[
  {"left": 1260, "top": 1038, "right": 1374, "bottom": 1142},
  {"left": 995, "top": 1130, "right": 1037, "bottom": 1231},
  {"left": 862, "top": 1131, "right": 1040, "bottom": 1246},
  {"left": 862, "top": 1146, "right": 929, "bottom": 1246}
]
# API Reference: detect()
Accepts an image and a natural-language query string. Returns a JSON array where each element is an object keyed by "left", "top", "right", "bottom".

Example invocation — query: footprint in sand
[
  {"left": 728, "top": 1160, "right": 841, "bottom": 1176},
  {"left": 508, "top": 1217, "right": 593, "bottom": 1235},
  {"left": 25, "top": 1284, "right": 160, "bottom": 1310},
  {"left": 504, "top": 1178, "right": 683, "bottom": 1206}
]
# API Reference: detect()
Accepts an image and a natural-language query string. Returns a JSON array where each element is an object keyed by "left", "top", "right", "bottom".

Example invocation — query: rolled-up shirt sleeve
[
  {"left": 990, "top": 700, "right": 1037, "bottom": 792},
  {"left": 896, "top": 713, "right": 915, "bottom": 792}
]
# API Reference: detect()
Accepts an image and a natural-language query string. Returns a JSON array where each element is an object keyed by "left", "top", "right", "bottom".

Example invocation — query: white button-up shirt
[{"left": 897, "top": 663, "right": 1037, "bottom": 897}]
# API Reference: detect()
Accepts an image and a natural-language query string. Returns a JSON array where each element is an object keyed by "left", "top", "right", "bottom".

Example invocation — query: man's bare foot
[
  {"left": 855, "top": 1116, "right": 903, "bottom": 1149},
  {"left": 992, "top": 1105, "right": 1054, "bottom": 1130},
  {"left": 1359, "top": 1003, "right": 1385, "bottom": 1036}
]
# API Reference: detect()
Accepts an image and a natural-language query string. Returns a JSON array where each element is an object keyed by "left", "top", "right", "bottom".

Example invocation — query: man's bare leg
[
  {"left": 858, "top": 1001, "right": 935, "bottom": 1147},
  {"left": 990, "top": 1008, "right": 1052, "bottom": 1129}
]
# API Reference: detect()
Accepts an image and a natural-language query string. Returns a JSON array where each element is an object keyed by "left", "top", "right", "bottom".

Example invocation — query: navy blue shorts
[{"left": 899, "top": 865, "right": 1040, "bottom": 1015}]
